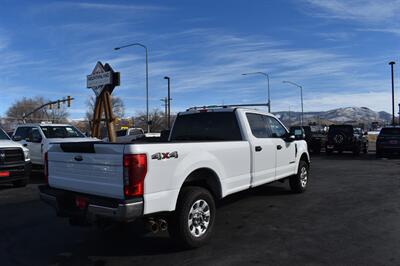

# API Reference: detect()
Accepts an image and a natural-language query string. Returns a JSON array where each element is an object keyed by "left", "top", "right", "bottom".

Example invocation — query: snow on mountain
[{"left": 274, "top": 107, "right": 392, "bottom": 126}]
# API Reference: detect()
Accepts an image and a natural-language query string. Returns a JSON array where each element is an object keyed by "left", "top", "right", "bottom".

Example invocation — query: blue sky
[{"left": 0, "top": 0, "right": 399, "bottom": 119}]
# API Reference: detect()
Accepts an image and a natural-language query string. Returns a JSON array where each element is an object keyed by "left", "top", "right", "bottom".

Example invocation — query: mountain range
[{"left": 273, "top": 107, "right": 392, "bottom": 126}]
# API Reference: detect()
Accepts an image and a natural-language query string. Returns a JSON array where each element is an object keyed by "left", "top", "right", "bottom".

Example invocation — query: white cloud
[{"left": 304, "top": 0, "right": 400, "bottom": 23}]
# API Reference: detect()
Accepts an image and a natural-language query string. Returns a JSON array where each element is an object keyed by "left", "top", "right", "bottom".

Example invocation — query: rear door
[
  {"left": 266, "top": 116, "right": 296, "bottom": 179},
  {"left": 245, "top": 113, "right": 276, "bottom": 187},
  {"left": 48, "top": 143, "right": 126, "bottom": 199}
]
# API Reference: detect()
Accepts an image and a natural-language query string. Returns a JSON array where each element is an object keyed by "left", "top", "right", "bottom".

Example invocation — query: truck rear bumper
[{"left": 39, "top": 185, "right": 143, "bottom": 223}]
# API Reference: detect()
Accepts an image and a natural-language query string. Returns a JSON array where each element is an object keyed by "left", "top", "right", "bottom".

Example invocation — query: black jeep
[
  {"left": 289, "top": 126, "right": 325, "bottom": 154},
  {"left": 325, "top": 125, "right": 368, "bottom": 155}
]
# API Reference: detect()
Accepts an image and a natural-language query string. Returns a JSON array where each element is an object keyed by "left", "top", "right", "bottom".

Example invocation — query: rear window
[
  {"left": 41, "top": 126, "right": 84, "bottom": 138},
  {"left": 170, "top": 112, "right": 242, "bottom": 141},
  {"left": 380, "top": 128, "right": 400, "bottom": 136},
  {"left": 329, "top": 125, "right": 353, "bottom": 135}
]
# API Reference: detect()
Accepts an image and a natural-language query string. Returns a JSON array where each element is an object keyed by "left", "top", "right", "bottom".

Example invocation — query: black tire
[
  {"left": 12, "top": 178, "right": 28, "bottom": 188},
  {"left": 168, "top": 186, "right": 216, "bottom": 249},
  {"left": 363, "top": 144, "right": 368, "bottom": 154},
  {"left": 376, "top": 150, "right": 382, "bottom": 158},
  {"left": 326, "top": 147, "right": 333, "bottom": 155},
  {"left": 290, "top": 160, "right": 309, "bottom": 193}
]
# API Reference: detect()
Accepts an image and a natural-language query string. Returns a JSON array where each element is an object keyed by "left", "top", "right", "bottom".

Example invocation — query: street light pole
[
  {"left": 242, "top": 72, "right": 271, "bottom": 112},
  {"left": 389, "top": 61, "right": 396, "bottom": 126},
  {"left": 164, "top": 76, "right": 171, "bottom": 129},
  {"left": 114, "top": 43, "right": 150, "bottom": 133},
  {"left": 283, "top": 81, "right": 304, "bottom": 126}
]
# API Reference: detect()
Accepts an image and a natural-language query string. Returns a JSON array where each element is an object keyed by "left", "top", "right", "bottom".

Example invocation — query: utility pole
[
  {"left": 164, "top": 76, "right": 171, "bottom": 129},
  {"left": 389, "top": 61, "right": 396, "bottom": 126},
  {"left": 161, "top": 97, "right": 168, "bottom": 128},
  {"left": 114, "top": 43, "right": 150, "bottom": 132},
  {"left": 242, "top": 72, "right": 271, "bottom": 112},
  {"left": 283, "top": 81, "right": 304, "bottom": 126}
]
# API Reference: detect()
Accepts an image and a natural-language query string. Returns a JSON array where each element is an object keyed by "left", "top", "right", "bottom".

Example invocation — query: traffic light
[
  {"left": 67, "top": 96, "right": 71, "bottom": 107},
  {"left": 57, "top": 100, "right": 60, "bottom": 109},
  {"left": 49, "top": 104, "right": 52, "bottom": 110}
]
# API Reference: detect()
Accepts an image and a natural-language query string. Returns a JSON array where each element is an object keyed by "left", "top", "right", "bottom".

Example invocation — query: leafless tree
[
  {"left": 6, "top": 97, "right": 69, "bottom": 123},
  {"left": 85, "top": 95, "right": 125, "bottom": 121},
  {"left": 134, "top": 109, "right": 176, "bottom": 133}
]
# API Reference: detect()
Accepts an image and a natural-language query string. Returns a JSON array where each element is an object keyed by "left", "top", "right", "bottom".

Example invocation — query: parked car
[
  {"left": 289, "top": 126, "right": 325, "bottom": 154},
  {"left": 376, "top": 126, "right": 400, "bottom": 158},
  {"left": 40, "top": 106, "right": 310, "bottom": 248},
  {"left": 12, "top": 123, "right": 97, "bottom": 166},
  {"left": 0, "top": 127, "right": 31, "bottom": 187},
  {"left": 325, "top": 125, "right": 367, "bottom": 155},
  {"left": 103, "top": 128, "right": 145, "bottom": 143}
]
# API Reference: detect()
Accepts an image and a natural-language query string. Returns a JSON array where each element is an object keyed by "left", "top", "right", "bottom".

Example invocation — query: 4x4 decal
[{"left": 151, "top": 151, "right": 179, "bottom": 160}]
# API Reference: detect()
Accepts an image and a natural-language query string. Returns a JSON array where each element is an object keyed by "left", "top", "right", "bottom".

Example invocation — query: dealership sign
[{"left": 87, "top": 61, "right": 120, "bottom": 97}]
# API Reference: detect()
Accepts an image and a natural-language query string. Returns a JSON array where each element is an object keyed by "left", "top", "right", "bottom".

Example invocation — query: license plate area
[{"left": 389, "top": 140, "right": 398, "bottom": 144}]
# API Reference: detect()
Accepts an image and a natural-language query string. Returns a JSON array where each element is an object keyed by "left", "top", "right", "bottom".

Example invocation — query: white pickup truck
[
  {"left": 102, "top": 128, "right": 145, "bottom": 143},
  {"left": 40, "top": 107, "right": 310, "bottom": 248},
  {"left": 12, "top": 123, "right": 96, "bottom": 166}
]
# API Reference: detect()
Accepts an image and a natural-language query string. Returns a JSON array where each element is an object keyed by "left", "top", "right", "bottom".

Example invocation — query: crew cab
[
  {"left": 0, "top": 127, "right": 31, "bottom": 187},
  {"left": 12, "top": 123, "right": 96, "bottom": 166},
  {"left": 39, "top": 107, "right": 310, "bottom": 248}
]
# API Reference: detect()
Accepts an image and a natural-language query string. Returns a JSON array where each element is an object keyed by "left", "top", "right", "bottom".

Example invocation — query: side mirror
[
  {"left": 285, "top": 133, "right": 296, "bottom": 142},
  {"left": 12, "top": 135, "right": 22, "bottom": 141}
]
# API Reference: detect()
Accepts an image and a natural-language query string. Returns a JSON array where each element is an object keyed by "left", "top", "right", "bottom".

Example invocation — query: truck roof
[
  {"left": 16, "top": 123, "right": 73, "bottom": 127},
  {"left": 184, "top": 104, "right": 271, "bottom": 116}
]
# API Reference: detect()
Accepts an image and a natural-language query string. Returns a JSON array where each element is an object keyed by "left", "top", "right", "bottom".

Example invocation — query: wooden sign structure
[{"left": 87, "top": 62, "right": 120, "bottom": 142}]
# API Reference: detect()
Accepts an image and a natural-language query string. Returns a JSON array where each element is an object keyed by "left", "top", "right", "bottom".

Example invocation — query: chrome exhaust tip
[
  {"left": 146, "top": 219, "right": 160, "bottom": 233},
  {"left": 159, "top": 219, "right": 168, "bottom": 231}
]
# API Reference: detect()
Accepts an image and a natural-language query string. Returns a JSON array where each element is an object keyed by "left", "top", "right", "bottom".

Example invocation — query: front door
[
  {"left": 246, "top": 113, "right": 276, "bottom": 187},
  {"left": 266, "top": 117, "right": 297, "bottom": 179}
]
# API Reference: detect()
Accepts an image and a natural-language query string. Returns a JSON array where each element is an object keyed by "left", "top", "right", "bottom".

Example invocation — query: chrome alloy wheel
[
  {"left": 188, "top": 199, "right": 211, "bottom": 238},
  {"left": 300, "top": 166, "right": 308, "bottom": 188}
]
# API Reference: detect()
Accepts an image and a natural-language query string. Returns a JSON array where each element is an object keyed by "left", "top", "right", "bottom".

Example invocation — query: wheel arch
[{"left": 178, "top": 168, "right": 222, "bottom": 203}]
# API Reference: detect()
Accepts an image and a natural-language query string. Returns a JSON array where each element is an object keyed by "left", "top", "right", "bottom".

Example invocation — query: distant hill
[{"left": 273, "top": 107, "right": 392, "bottom": 126}]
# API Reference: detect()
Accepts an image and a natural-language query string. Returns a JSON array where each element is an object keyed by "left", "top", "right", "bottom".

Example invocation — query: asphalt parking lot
[{"left": 1, "top": 154, "right": 400, "bottom": 266}]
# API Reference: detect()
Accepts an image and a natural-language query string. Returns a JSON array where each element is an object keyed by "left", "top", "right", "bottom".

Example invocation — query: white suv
[{"left": 12, "top": 123, "right": 96, "bottom": 166}]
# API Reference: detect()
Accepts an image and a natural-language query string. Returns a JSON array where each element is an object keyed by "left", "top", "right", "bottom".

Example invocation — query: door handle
[
  {"left": 255, "top": 146, "right": 262, "bottom": 152},
  {"left": 277, "top": 145, "right": 282, "bottom": 150}
]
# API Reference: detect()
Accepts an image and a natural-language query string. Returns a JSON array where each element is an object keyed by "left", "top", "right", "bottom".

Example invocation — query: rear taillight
[
  {"left": 123, "top": 154, "right": 147, "bottom": 198},
  {"left": 44, "top": 152, "right": 49, "bottom": 184}
]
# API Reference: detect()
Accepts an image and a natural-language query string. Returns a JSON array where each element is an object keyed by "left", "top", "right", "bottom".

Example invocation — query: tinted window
[
  {"left": 14, "top": 127, "right": 32, "bottom": 140},
  {"left": 246, "top": 113, "right": 271, "bottom": 138},
  {"left": 116, "top": 129, "right": 127, "bottom": 137},
  {"left": 267, "top": 117, "right": 287, "bottom": 138},
  {"left": 129, "top": 129, "right": 144, "bottom": 136},
  {"left": 41, "top": 126, "right": 84, "bottom": 138},
  {"left": 170, "top": 112, "right": 242, "bottom": 141},
  {"left": 30, "top": 128, "right": 42, "bottom": 141},
  {"left": 380, "top": 128, "right": 400, "bottom": 136},
  {"left": 0, "top": 128, "right": 10, "bottom": 140},
  {"left": 329, "top": 125, "right": 353, "bottom": 135}
]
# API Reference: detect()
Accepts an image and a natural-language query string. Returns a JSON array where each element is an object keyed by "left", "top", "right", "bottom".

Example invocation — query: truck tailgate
[{"left": 48, "top": 142, "right": 125, "bottom": 199}]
